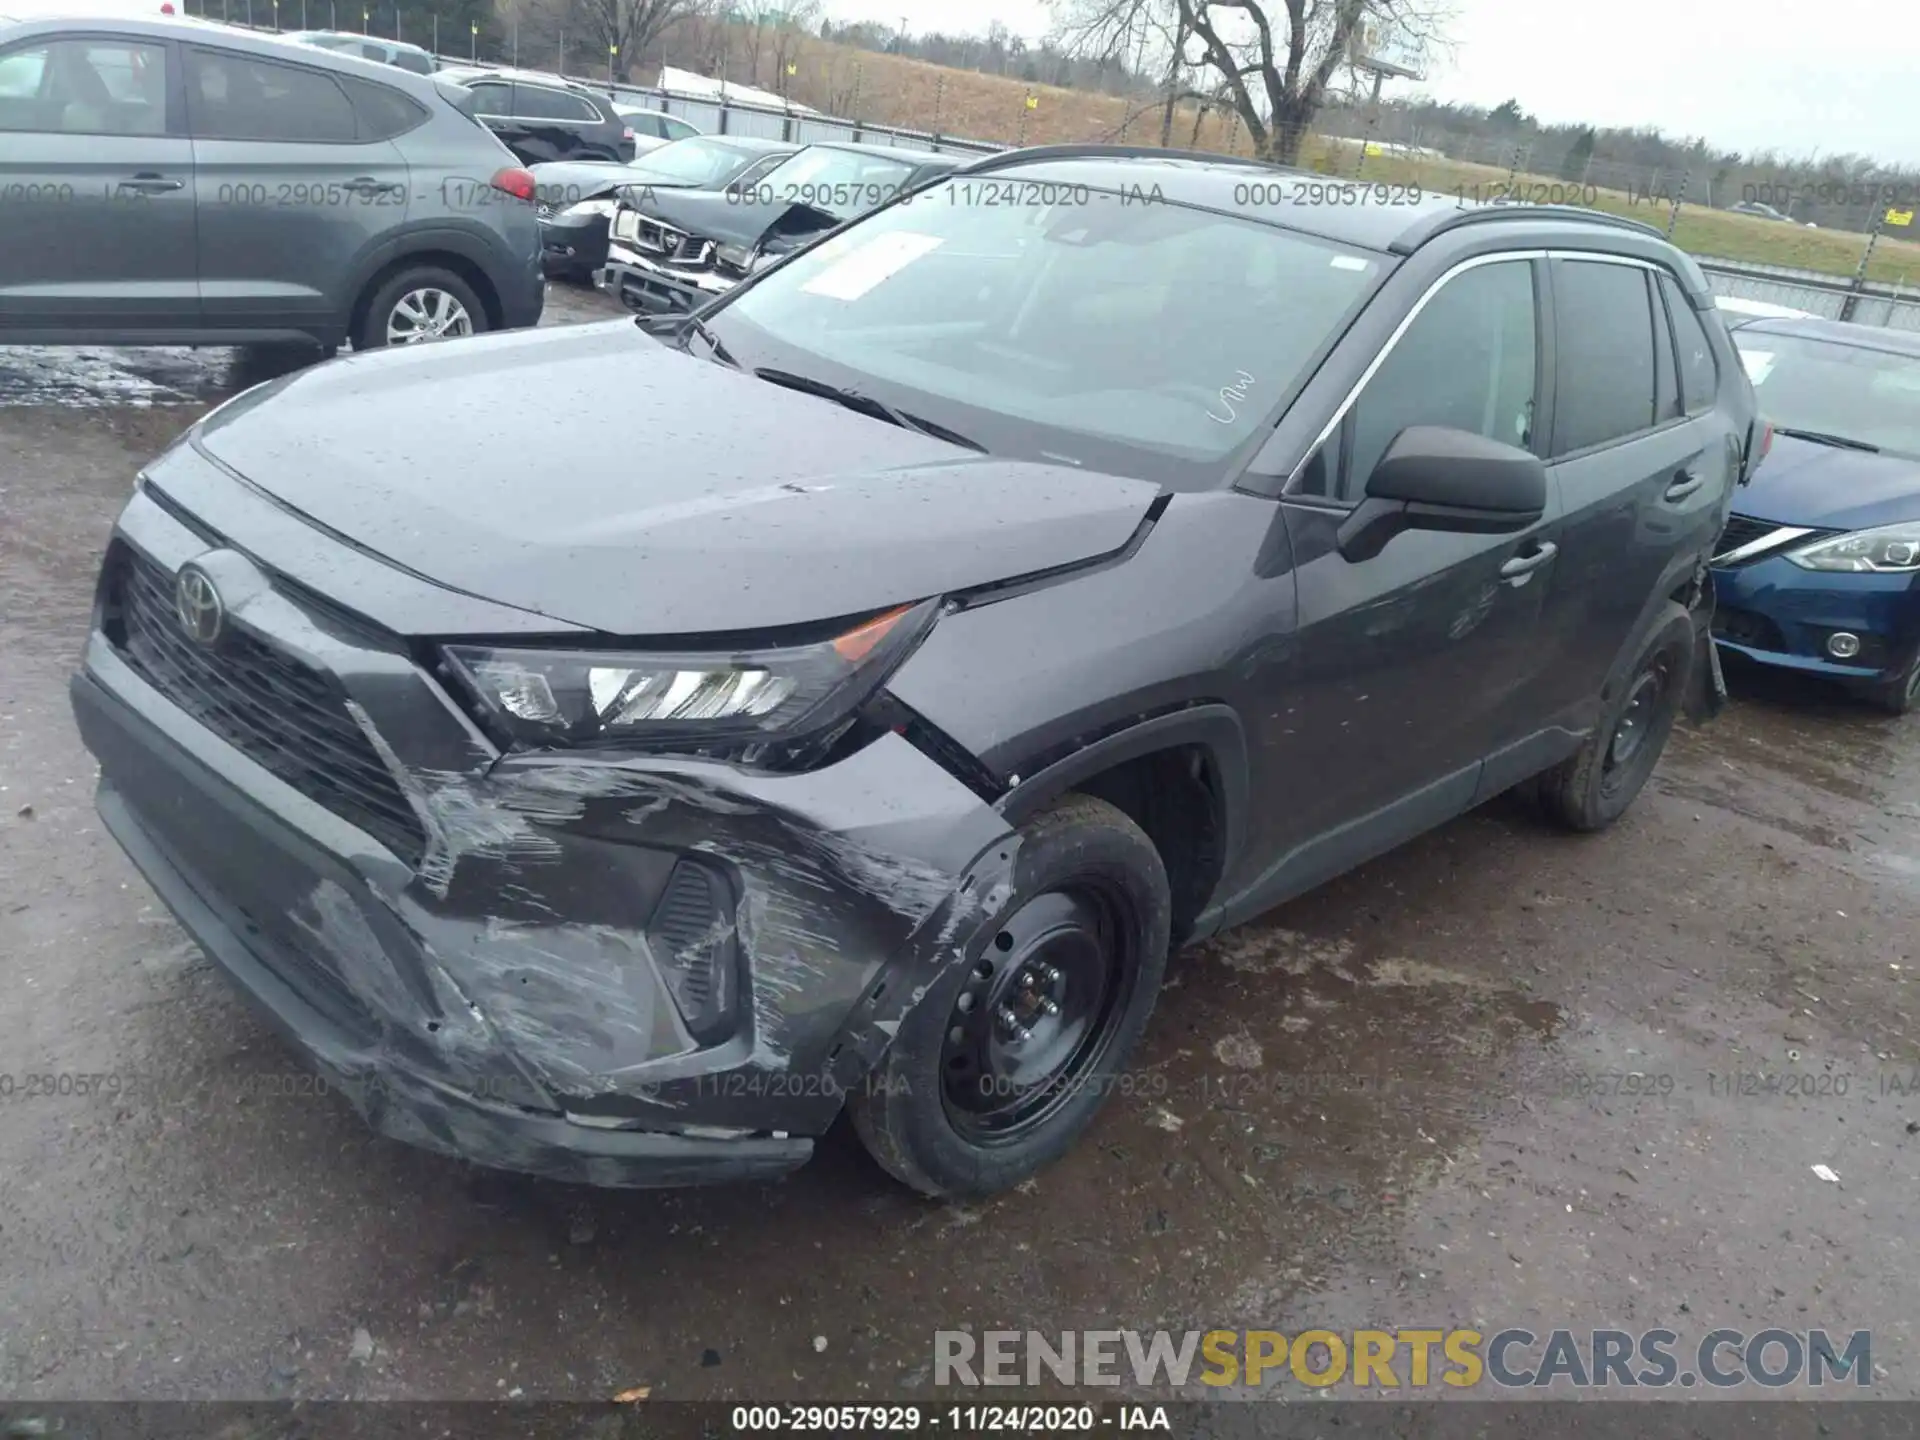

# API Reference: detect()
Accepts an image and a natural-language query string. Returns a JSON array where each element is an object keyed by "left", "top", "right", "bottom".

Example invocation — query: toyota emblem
[{"left": 174, "top": 563, "right": 225, "bottom": 646}]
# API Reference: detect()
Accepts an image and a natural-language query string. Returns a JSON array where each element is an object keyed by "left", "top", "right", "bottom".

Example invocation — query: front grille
[
  {"left": 108, "top": 545, "right": 428, "bottom": 869},
  {"left": 618, "top": 211, "right": 709, "bottom": 264},
  {"left": 1713, "top": 513, "right": 1779, "bottom": 559}
]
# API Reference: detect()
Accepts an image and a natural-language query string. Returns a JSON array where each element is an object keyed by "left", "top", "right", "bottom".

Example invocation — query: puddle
[{"left": 0, "top": 344, "right": 310, "bottom": 409}]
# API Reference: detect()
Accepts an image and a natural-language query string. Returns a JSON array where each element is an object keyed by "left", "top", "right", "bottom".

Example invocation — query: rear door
[
  {"left": 1531, "top": 257, "right": 1734, "bottom": 730},
  {"left": 461, "top": 76, "right": 520, "bottom": 157},
  {"left": 0, "top": 31, "right": 197, "bottom": 334},
  {"left": 185, "top": 45, "right": 414, "bottom": 337},
  {"left": 510, "top": 80, "right": 602, "bottom": 162}
]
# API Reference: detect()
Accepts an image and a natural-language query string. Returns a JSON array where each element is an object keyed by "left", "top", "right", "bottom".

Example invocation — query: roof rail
[
  {"left": 1390, "top": 201, "right": 1669, "bottom": 255},
  {"left": 953, "top": 143, "right": 1285, "bottom": 176}
]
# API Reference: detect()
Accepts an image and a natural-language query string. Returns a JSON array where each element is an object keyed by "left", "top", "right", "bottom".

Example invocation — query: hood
[
  {"left": 190, "top": 322, "right": 1163, "bottom": 636},
  {"left": 1737, "top": 433, "right": 1920, "bottom": 532},
  {"left": 629, "top": 186, "right": 795, "bottom": 247},
  {"left": 530, "top": 159, "right": 663, "bottom": 201}
]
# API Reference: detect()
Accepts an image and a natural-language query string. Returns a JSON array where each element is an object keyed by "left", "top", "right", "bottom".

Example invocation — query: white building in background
[{"left": 656, "top": 64, "right": 819, "bottom": 113}]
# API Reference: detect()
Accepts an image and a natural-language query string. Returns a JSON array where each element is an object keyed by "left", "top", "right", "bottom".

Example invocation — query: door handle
[
  {"left": 1499, "top": 541, "right": 1558, "bottom": 584},
  {"left": 117, "top": 173, "right": 184, "bottom": 193},
  {"left": 343, "top": 176, "right": 403, "bottom": 194},
  {"left": 1665, "top": 469, "right": 1706, "bottom": 502}
]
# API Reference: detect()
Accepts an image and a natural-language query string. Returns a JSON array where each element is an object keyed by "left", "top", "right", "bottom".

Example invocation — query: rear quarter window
[
  {"left": 339, "top": 73, "right": 425, "bottom": 140},
  {"left": 1660, "top": 273, "right": 1721, "bottom": 415}
]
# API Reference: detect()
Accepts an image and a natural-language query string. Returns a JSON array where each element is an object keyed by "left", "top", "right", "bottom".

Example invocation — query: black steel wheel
[
  {"left": 1598, "top": 651, "right": 1675, "bottom": 804},
  {"left": 850, "top": 794, "right": 1172, "bottom": 1199},
  {"left": 938, "top": 884, "right": 1141, "bottom": 1145},
  {"left": 1537, "top": 605, "right": 1695, "bottom": 832}
]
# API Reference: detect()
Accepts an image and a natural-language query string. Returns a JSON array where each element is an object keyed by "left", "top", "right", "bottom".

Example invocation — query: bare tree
[
  {"left": 747, "top": 0, "right": 818, "bottom": 94},
  {"left": 1052, "top": 0, "right": 1447, "bottom": 165},
  {"left": 549, "top": 0, "right": 702, "bottom": 77}
]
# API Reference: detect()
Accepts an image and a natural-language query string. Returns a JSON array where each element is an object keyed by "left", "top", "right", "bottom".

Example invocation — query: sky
[{"left": 820, "top": 0, "right": 1920, "bottom": 168}]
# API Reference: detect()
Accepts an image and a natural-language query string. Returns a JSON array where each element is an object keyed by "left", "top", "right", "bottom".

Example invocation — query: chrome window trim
[
  {"left": 1712, "top": 525, "right": 1816, "bottom": 566},
  {"left": 1284, "top": 247, "right": 1679, "bottom": 496},
  {"left": 1283, "top": 248, "right": 1546, "bottom": 495}
]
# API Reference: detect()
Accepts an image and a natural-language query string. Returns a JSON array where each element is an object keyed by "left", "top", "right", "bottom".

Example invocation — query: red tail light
[
  {"left": 489, "top": 167, "right": 536, "bottom": 202},
  {"left": 159, "top": 2, "right": 175, "bottom": 10},
  {"left": 1757, "top": 420, "right": 1774, "bottom": 462},
  {"left": 622, "top": 126, "right": 635, "bottom": 140}
]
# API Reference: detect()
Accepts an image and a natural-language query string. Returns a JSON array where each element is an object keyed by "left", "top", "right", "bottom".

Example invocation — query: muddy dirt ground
[{"left": 2, "top": 286, "right": 1916, "bottom": 1404}]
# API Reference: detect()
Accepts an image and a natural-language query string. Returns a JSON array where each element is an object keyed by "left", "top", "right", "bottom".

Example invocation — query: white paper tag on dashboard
[{"left": 800, "top": 231, "right": 945, "bottom": 300}]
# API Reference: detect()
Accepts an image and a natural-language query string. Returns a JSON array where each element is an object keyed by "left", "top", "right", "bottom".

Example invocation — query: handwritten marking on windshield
[{"left": 1209, "top": 370, "right": 1256, "bottom": 425}]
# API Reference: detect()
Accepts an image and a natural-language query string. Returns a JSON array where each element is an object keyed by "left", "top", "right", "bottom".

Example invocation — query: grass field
[{"left": 766, "top": 36, "right": 1920, "bottom": 285}]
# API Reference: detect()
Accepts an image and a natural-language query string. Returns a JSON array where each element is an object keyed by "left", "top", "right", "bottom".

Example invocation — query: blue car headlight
[
  {"left": 1786, "top": 522, "right": 1920, "bottom": 573},
  {"left": 439, "top": 600, "right": 937, "bottom": 758}
]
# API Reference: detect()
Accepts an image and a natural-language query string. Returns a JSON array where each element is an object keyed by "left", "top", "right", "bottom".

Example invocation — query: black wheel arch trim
[
  {"left": 345, "top": 222, "right": 518, "bottom": 309},
  {"left": 992, "top": 703, "right": 1249, "bottom": 896},
  {"left": 815, "top": 707, "right": 1247, "bottom": 1110}
]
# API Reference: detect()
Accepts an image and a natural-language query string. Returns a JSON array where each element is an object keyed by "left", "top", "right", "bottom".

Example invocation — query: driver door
[{"left": 1254, "top": 256, "right": 1561, "bottom": 886}]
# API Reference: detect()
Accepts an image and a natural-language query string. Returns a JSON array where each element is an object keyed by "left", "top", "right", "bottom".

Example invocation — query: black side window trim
[
  {"left": 466, "top": 80, "right": 510, "bottom": 115},
  {"left": 338, "top": 72, "right": 428, "bottom": 140},
  {"left": 0, "top": 33, "right": 180, "bottom": 139},
  {"left": 184, "top": 44, "right": 359, "bottom": 144},
  {"left": 513, "top": 81, "right": 598, "bottom": 122},
  {"left": 1543, "top": 255, "right": 1700, "bottom": 464},
  {"left": 1656, "top": 270, "right": 1721, "bottom": 417}
]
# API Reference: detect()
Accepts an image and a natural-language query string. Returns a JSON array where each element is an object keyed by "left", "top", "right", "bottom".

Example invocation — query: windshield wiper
[
  {"left": 752, "top": 367, "right": 985, "bottom": 452},
  {"left": 1774, "top": 426, "right": 1879, "bottom": 453},
  {"left": 670, "top": 313, "right": 739, "bottom": 369}
]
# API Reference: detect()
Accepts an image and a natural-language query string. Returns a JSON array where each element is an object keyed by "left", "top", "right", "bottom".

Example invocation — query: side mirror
[{"left": 1336, "top": 425, "right": 1547, "bottom": 562}]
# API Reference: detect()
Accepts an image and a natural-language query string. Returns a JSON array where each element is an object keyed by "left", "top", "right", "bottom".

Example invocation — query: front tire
[
  {"left": 849, "top": 794, "right": 1172, "bottom": 1200},
  {"left": 1536, "top": 607, "right": 1695, "bottom": 832},
  {"left": 1862, "top": 651, "right": 1920, "bottom": 715},
  {"left": 352, "top": 266, "right": 486, "bottom": 351}
]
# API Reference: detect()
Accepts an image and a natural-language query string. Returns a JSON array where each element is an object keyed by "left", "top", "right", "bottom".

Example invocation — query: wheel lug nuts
[
  {"left": 1019, "top": 971, "right": 1036, "bottom": 989},
  {"left": 1037, "top": 997, "right": 1060, "bottom": 1016},
  {"left": 996, "top": 1005, "right": 1031, "bottom": 1041}
]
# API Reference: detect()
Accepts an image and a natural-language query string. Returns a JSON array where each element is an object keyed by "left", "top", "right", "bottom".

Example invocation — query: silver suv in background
[
  {"left": 0, "top": 14, "right": 544, "bottom": 355},
  {"left": 283, "top": 29, "right": 437, "bottom": 76}
]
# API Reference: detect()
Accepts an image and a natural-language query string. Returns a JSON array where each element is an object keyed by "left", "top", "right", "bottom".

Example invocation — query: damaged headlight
[
  {"left": 715, "top": 241, "right": 754, "bottom": 274},
  {"left": 558, "top": 197, "right": 619, "bottom": 220},
  {"left": 1786, "top": 522, "right": 1920, "bottom": 573},
  {"left": 440, "top": 599, "right": 937, "bottom": 758}
]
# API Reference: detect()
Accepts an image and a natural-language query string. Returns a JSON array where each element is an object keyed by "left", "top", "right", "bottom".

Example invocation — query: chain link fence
[{"left": 173, "top": 7, "right": 1920, "bottom": 329}]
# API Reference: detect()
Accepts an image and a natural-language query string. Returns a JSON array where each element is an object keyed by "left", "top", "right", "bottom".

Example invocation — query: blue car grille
[{"left": 1714, "top": 514, "right": 1778, "bottom": 558}]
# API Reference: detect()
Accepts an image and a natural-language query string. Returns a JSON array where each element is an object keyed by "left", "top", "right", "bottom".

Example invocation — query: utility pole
[
  {"left": 1846, "top": 204, "right": 1890, "bottom": 321},
  {"left": 1664, "top": 170, "right": 1689, "bottom": 238}
]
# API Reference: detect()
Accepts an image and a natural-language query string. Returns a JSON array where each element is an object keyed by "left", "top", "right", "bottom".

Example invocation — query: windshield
[
  {"left": 704, "top": 178, "right": 1386, "bottom": 487},
  {"left": 750, "top": 146, "right": 920, "bottom": 219},
  {"left": 1735, "top": 331, "right": 1920, "bottom": 456},
  {"left": 626, "top": 137, "right": 762, "bottom": 186}
]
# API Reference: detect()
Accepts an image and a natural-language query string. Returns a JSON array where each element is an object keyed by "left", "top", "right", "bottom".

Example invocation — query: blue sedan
[{"left": 1711, "top": 316, "right": 1920, "bottom": 714}]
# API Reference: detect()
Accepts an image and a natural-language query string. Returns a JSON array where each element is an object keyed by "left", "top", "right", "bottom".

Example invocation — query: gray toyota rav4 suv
[
  {"left": 70, "top": 147, "right": 1758, "bottom": 1200},
  {"left": 0, "top": 14, "right": 543, "bottom": 352}
]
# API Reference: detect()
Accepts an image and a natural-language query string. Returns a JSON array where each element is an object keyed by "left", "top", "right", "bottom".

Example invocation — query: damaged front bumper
[
  {"left": 70, "top": 486, "right": 1017, "bottom": 1188},
  {"left": 594, "top": 241, "right": 738, "bottom": 316}
]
